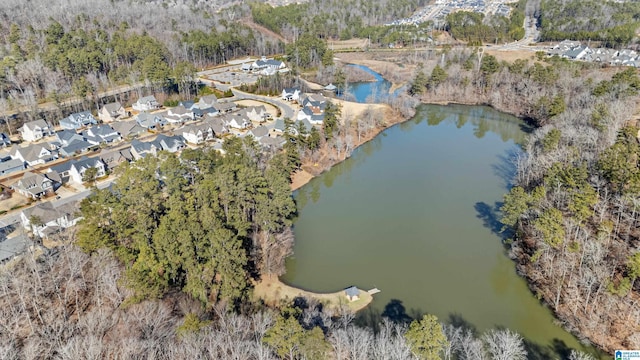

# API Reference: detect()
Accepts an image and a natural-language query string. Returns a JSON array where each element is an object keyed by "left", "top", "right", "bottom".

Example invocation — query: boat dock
[{"left": 367, "top": 288, "right": 381, "bottom": 295}]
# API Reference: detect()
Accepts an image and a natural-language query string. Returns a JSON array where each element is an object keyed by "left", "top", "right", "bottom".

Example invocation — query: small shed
[{"left": 345, "top": 286, "right": 360, "bottom": 302}]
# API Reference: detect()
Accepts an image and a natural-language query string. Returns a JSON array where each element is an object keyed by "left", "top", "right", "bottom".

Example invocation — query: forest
[
  {"left": 538, "top": 0, "right": 640, "bottom": 47},
  {"left": 399, "top": 41, "right": 640, "bottom": 352},
  {"left": 445, "top": 0, "right": 526, "bottom": 45}
]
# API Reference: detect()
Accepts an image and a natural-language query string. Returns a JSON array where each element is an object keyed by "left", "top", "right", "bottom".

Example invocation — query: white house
[
  {"left": 132, "top": 95, "right": 160, "bottom": 111},
  {"left": 197, "top": 95, "right": 218, "bottom": 109},
  {"left": 226, "top": 113, "right": 250, "bottom": 129},
  {"left": 167, "top": 106, "right": 195, "bottom": 122},
  {"left": 181, "top": 124, "right": 215, "bottom": 145},
  {"left": 252, "top": 56, "right": 286, "bottom": 72},
  {"left": 69, "top": 157, "right": 107, "bottom": 184},
  {"left": 243, "top": 106, "right": 270, "bottom": 123},
  {"left": 281, "top": 88, "right": 301, "bottom": 102},
  {"left": 10, "top": 144, "right": 56, "bottom": 167},
  {"left": 18, "top": 120, "right": 53, "bottom": 142},
  {"left": 20, "top": 201, "right": 83, "bottom": 238}
]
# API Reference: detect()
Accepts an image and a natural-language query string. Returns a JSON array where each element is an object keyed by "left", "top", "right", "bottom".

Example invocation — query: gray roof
[
  {"left": 111, "top": 120, "right": 146, "bottom": 138},
  {"left": 62, "top": 111, "right": 98, "bottom": 127},
  {"left": 72, "top": 156, "right": 103, "bottom": 170},
  {"left": 297, "top": 118, "right": 313, "bottom": 133},
  {"left": 274, "top": 119, "right": 286, "bottom": 131},
  {"left": 345, "top": 286, "right": 359, "bottom": 297},
  {"left": 60, "top": 140, "right": 93, "bottom": 157},
  {"left": 103, "top": 102, "right": 123, "bottom": 115},
  {"left": 0, "top": 235, "right": 30, "bottom": 262},
  {"left": 21, "top": 120, "right": 50, "bottom": 132},
  {"left": 152, "top": 134, "right": 185, "bottom": 152},
  {"left": 23, "top": 201, "right": 79, "bottom": 225},
  {"left": 11, "top": 144, "right": 55, "bottom": 163},
  {"left": 49, "top": 161, "right": 74, "bottom": 174},
  {"left": 250, "top": 125, "right": 269, "bottom": 138},
  {"left": 0, "top": 158, "right": 24, "bottom": 174}
]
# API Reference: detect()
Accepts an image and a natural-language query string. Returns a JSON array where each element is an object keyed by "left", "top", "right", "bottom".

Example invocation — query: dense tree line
[
  {"left": 0, "top": 243, "right": 600, "bottom": 359},
  {"left": 249, "top": 0, "right": 429, "bottom": 42},
  {"left": 446, "top": 1, "right": 526, "bottom": 45},
  {"left": 76, "top": 140, "right": 296, "bottom": 307},
  {"left": 0, "top": 0, "right": 284, "bottom": 116},
  {"left": 401, "top": 47, "right": 640, "bottom": 352},
  {"left": 539, "top": 0, "right": 640, "bottom": 47}
]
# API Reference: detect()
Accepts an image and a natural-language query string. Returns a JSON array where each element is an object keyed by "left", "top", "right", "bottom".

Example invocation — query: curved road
[{"left": 230, "top": 88, "right": 296, "bottom": 120}]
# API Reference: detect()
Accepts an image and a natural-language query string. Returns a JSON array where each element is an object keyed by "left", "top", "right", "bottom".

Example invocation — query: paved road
[{"left": 231, "top": 88, "right": 296, "bottom": 119}]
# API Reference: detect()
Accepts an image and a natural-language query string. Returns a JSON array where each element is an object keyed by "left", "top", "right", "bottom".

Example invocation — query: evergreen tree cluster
[{"left": 76, "top": 139, "right": 296, "bottom": 307}]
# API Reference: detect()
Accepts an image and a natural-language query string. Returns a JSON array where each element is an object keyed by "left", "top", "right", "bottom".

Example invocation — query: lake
[{"left": 283, "top": 103, "right": 601, "bottom": 358}]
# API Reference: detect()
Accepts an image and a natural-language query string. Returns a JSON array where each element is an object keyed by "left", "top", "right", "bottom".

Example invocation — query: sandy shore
[{"left": 254, "top": 276, "right": 373, "bottom": 313}]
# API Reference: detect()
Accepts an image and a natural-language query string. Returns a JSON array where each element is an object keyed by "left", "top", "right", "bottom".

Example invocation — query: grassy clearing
[{"left": 254, "top": 276, "right": 373, "bottom": 312}]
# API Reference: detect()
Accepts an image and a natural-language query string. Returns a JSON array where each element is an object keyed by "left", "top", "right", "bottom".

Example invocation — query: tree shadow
[
  {"left": 474, "top": 201, "right": 513, "bottom": 243},
  {"left": 492, "top": 148, "right": 521, "bottom": 189},
  {"left": 354, "top": 299, "right": 419, "bottom": 333},
  {"left": 446, "top": 313, "right": 478, "bottom": 335},
  {"left": 381, "top": 299, "right": 413, "bottom": 325}
]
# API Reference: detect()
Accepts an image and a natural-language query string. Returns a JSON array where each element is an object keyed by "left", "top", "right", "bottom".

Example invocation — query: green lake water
[{"left": 283, "top": 104, "right": 602, "bottom": 358}]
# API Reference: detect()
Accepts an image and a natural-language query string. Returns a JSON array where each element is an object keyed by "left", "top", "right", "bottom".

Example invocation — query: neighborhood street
[{"left": 231, "top": 88, "right": 297, "bottom": 120}]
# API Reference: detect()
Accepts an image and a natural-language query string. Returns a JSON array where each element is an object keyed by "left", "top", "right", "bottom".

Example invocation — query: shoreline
[{"left": 253, "top": 276, "right": 373, "bottom": 313}]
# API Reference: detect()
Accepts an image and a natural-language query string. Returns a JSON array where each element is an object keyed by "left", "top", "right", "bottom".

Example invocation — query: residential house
[
  {"left": 0, "top": 158, "right": 24, "bottom": 176},
  {"left": 59, "top": 140, "right": 96, "bottom": 158},
  {"left": 270, "top": 118, "right": 286, "bottom": 136},
  {"left": 165, "top": 106, "right": 195, "bottom": 124},
  {"left": 130, "top": 139, "right": 158, "bottom": 160},
  {"left": 152, "top": 134, "right": 186, "bottom": 153},
  {"left": 55, "top": 130, "right": 84, "bottom": 147},
  {"left": 20, "top": 201, "right": 82, "bottom": 238},
  {"left": 203, "top": 116, "right": 228, "bottom": 136},
  {"left": 18, "top": 120, "right": 53, "bottom": 142},
  {"left": 241, "top": 62, "right": 252, "bottom": 72},
  {"left": 226, "top": 112, "right": 250, "bottom": 129},
  {"left": 281, "top": 87, "right": 301, "bottom": 102},
  {"left": 197, "top": 95, "right": 218, "bottom": 109},
  {"left": 132, "top": 95, "right": 160, "bottom": 111},
  {"left": 10, "top": 144, "right": 56, "bottom": 166},
  {"left": 48, "top": 161, "right": 74, "bottom": 183},
  {"left": 111, "top": 120, "right": 146, "bottom": 139},
  {"left": 181, "top": 123, "right": 215, "bottom": 145},
  {"left": 248, "top": 125, "right": 269, "bottom": 141},
  {"left": 0, "top": 133, "right": 11, "bottom": 147},
  {"left": 12, "top": 172, "right": 56, "bottom": 199},
  {"left": 69, "top": 157, "right": 107, "bottom": 184},
  {"left": 98, "top": 147, "right": 133, "bottom": 171},
  {"left": 99, "top": 102, "right": 127, "bottom": 122},
  {"left": 295, "top": 118, "right": 313, "bottom": 133},
  {"left": 259, "top": 136, "right": 286, "bottom": 148},
  {"left": 562, "top": 45, "right": 592, "bottom": 60},
  {"left": 136, "top": 112, "right": 167, "bottom": 130},
  {"left": 251, "top": 56, "right": 286, "bottom": 72},
  {"left": 297, "top": 106, "right": 325, "bottom": 125},
  {"left": 82, "top": 124, "right": 122, "bottom": 145},
  {"left": 59, "top": 111, "right": 98, "bottom": 130},
  {"left": 243, "top": 106, "right": 270, "bottom": 123},
  {"left": 213, "top": 102, "right": 237, "bottom": 114},
  {"left": 300, "top": 93, "right": 327, "bottom": 108}
]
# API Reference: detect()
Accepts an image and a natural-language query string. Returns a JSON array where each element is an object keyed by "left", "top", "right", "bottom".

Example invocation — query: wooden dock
[{"left": 367, "top": 288, "right": 381, "bottom": 295}]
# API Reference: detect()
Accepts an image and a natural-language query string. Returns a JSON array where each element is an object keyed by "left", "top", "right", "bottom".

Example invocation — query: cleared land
[{"left": 254, "top": 276, "right": 373, "bottom": 312}]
